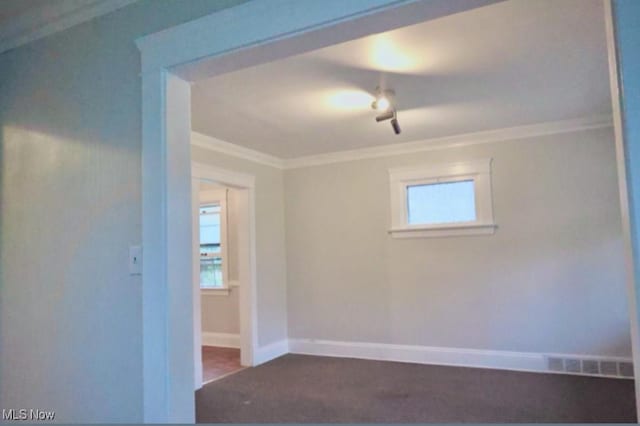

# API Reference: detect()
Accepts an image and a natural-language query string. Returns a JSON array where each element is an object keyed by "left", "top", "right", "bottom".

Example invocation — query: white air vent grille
[
  {"left": 582, "top": 360, "right": 600, "bottom": 375},
  {"left": 545, "top": 356, "right": 633, "bottom": 379},
  {"left": 600, "top": 361, "right": 618, "bottom": 376},
  {"left": 619, "top": 362, "right": 634, "bottom": 378},
  {"left": 547, "top": 357, "right": 564, "bottom": 372}
]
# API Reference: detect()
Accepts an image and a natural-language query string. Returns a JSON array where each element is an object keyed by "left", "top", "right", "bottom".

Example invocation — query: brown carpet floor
[{"left": 195, "top": 354, "right": 636, "bottom": 423}]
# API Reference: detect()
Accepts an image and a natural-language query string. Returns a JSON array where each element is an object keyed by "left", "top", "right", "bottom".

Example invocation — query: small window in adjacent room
[
  {"left": 407, "top": 180, "right": 476, "bottom": 225},
  {"left": 389, "top": 159, "right": 496, "bottom": 238},
  {"left": 199, "top": 202, "right": 226, "bottom": 289}
]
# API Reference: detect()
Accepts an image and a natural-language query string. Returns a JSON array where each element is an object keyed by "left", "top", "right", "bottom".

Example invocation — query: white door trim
[
  {"left": 604, "top": 0, "right": 640, "bottom": 415},
  {"left": 191, "top": 176, "right": 203, "bottom": 390},
  {"left": 192, "top": 162, "right": 258, "bottom": 380}
]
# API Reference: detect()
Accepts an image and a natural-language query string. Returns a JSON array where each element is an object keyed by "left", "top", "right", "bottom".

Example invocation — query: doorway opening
[
  {"left": 191, "top": 162, "right": 257, "bottom": 389},
  {"left": 137, "top": 0, "right": 640, "bottom": 422}
]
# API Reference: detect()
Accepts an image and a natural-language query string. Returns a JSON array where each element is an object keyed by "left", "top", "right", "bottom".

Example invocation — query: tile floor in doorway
[{"left": 202, "top": 346, "right": 244, "bottom": 383}]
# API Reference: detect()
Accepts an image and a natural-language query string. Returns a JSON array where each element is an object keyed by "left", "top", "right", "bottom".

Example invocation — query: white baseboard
[
  {"left": 202, "top": 332, "right": 240, "bottom": 348},
  {"left": 288, "top": 338, "right": 633, "bottom": 378},
  {"left": 254, "top": 339, "right": 289, "bottom": 366},
  {"left": 202, "top": 335, "right": 633, "bottom": 378}
]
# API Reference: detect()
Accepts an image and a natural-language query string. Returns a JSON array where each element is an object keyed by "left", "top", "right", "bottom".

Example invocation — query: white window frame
[
  {"left": 198, "top": 189, "right": 229, "bottom": 295},
  {"left": 389, "top": 159, "right": 496, "bottom": 238}
]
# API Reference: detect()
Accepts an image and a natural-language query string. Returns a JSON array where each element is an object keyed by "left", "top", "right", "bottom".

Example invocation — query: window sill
[
  {"left": 389, "top": 223, "right": 497, "bottom": 239},
  {"left": 201, "top": 288, "right": 230, "bottom": 296}
]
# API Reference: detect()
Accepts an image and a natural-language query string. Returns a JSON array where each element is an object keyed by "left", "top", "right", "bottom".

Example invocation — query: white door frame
[
  {"left": 604, "top": 0, "right": 640, "bottom": 411},
  {"left": 191, "top": 162, "right": 257, "bottom": 390},
  {"left": 136, "top": 0, "right": 640, "bottom": 422}
]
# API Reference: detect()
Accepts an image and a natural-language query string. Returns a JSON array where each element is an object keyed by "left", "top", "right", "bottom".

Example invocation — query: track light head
[
  {"left": 372, "top": 87, "right": 401, "bottom": 135},
  {"left": 391, "top": 117, "right": 401, "bottom": 135},
  {"left": 375, "top": 110, "right": 394, "bottom": 122}
]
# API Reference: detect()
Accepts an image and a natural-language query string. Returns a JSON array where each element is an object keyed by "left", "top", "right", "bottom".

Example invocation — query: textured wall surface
[
  {"left": 285, "top": 127, "right": 631, "bottom": 357},
  {"left": 0, "top": 1, "right": 247, "bottom": 422}
]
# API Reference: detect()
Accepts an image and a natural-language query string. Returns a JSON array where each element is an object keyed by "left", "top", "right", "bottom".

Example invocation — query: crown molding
[
  {"left": 191, "top": 114, "right": 613, "bottom": 171},
  {"left": 191, "top": 131, "right": 285, "bottom": 169},
  {"left": 0, "top": 0, "right": 139, "bottom": 54},
  {"left": 284, "top": 114, "right": 614, "bottom": 169}
]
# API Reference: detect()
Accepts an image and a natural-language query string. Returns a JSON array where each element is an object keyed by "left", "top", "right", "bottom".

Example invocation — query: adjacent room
[
  {"left": 188, "top": 0, "right": 636, "bottom": 422},
  {"left": 3, "top": 0, "right": 640, "bottom": 423},
  {"left": 196, "top": 181, "right": 244, "bottom": 384}
]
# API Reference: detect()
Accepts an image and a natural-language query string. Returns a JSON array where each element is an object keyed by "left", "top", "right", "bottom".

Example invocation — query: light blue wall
[
  {"left": 0, "top": 0, "right": 247, "bottom": 422},
  {"left": 614, "top": 0, "right": 640, "bottom": 367}
]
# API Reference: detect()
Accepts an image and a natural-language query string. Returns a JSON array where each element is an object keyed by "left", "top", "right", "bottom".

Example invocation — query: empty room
[
  {"left": 3, "top": 0, "right": 640, "bottom": 424},
  {"left": 187, "top": 0, "right": 635, "bottom": 422}
]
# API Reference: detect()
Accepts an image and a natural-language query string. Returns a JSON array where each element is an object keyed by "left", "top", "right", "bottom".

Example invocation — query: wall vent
[
  {"left": 619, "top": 362, "right": 634, "bottom": 378},
  {"left": 600, "top": 361, "right": 618, "bottom": 376},
  {"left": 564, "top": 358, "right": 581, "bottom": 373},
  {"left": 547, "top": 357, "right": 564, "bottom": 372},
  {"left": 545, "top": 356, "right": 633, "bottom": 379},
  {"left": 582, "top": 360, "right": 599, "bottom": 375}
]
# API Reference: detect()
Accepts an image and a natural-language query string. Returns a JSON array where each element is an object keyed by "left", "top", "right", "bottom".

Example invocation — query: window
[
  {"left": 389, "top": 159, "right": 495, "bottom": 238},
  {"left": 407, "top": 180, "right": 476, "bottom": 225},
  {"left": 198, "top": 189, "right": 229, "bottom": 292},
  {"left": 200, "top": 204, "right": 223, "bottom": 288}
]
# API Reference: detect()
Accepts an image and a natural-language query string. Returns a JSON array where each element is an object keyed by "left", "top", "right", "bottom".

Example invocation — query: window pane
[
  {"left": 200, "top": 203, "right": 221, "bottom": 245},
  {"left": 407, "top": 180, "right": 476, "bottom": 225},
  {"left": 200, "top": 243, "right": 220, "bottom": 256},
  {"left": 201, "top": 256, "right": 223, "bottom": 288},
  {"left": 200, "top": 203, "right": 223, "bottom": 288}
]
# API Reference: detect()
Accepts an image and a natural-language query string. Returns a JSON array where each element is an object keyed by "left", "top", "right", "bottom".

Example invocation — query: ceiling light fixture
[
  {"left": 372, "top": 87, "right": 401, "bottom": 135},
  {"left": 373, "top": 95, "right": 391, "bottom": 111},
  {"left": 371, "top": 87, "right": 394, "bottom": 111}
]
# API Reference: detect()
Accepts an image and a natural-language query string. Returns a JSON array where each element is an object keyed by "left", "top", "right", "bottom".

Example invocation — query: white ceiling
[{"left": 192, "top": 0, "right": 611, "bottom": 159}]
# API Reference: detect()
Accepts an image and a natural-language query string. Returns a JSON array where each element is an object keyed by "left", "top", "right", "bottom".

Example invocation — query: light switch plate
[{"left": 129, "top": 245, "right": 142, "bottom": 275}]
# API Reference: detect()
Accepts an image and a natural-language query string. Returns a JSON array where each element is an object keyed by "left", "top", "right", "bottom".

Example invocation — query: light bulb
[{"left": 376, "top": 96, "right": 390, "bottom": 111}]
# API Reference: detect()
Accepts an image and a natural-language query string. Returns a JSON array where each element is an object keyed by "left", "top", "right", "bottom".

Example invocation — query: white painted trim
[
  {"left": 202, "top": 332, "right": 241, "bottom": 348},
  {"left": 191, "top": 162, "right": 258, "bottom": 372},
  {"left": 254, "top": 339, "right": 290, "bottom": 365},
  {"left": 388, "top": 158, "right": 492, "bottom": 178},
  {"left": 192, "top": 131, "right": 284, "bottom": 169},
  {"left": 390, "top": 223, "right": 497, "bottom": 238},
  {"left": 191, "top": 115, "right": 613, "bottom": 171},
  {"left": 135, "top": 0, "right": 500, "bottom": 77},
  {"left": 201, "top": 288, "right": 230, "bottom": 297},
  {"left": 284, "top": 115, "right": 613, "bottom": 169},
  {"left": 0, "top": 0, "right": 139, "bottom": 54},
  {"left": 191, "top": 178, "right": 204, "bottom": 391},
  {"left": 604, "top": 0, "right": 640, "bottom": 413},
  {"left": 389, "top": 159, "right": 495, "bottom": 237},
  {"left": 288, "top": 338, "right": 633, "bottom": 379},
  {"left": 192, "top": 161, "right": 255, "bottom": 188}
]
